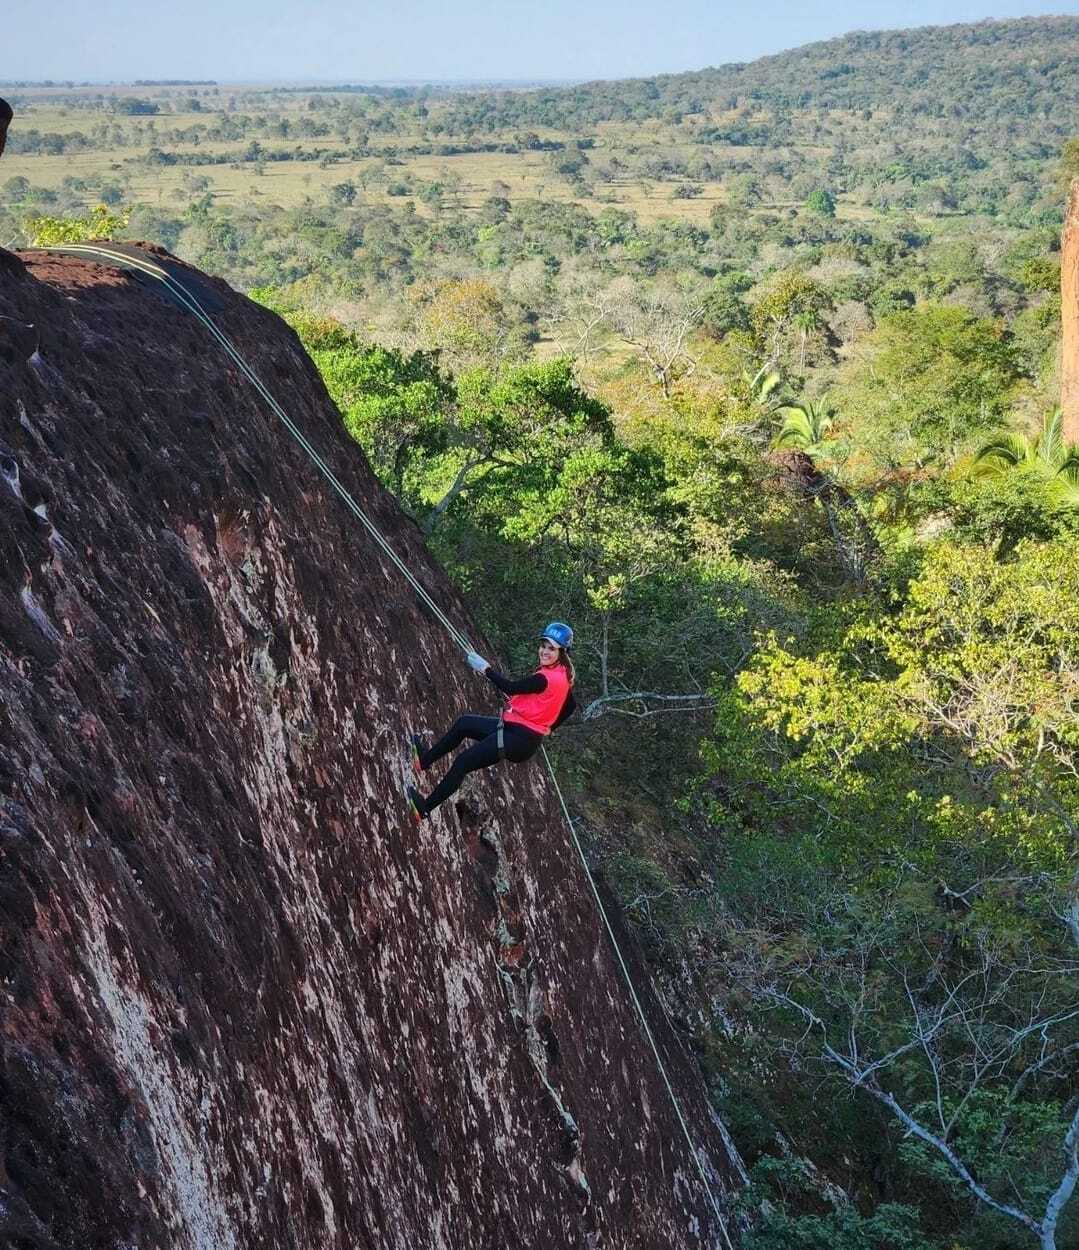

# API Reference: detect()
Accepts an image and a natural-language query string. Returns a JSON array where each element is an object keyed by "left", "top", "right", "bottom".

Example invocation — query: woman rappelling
[{"left": 407, "top": 622, "right": 576, "bottom": 822}]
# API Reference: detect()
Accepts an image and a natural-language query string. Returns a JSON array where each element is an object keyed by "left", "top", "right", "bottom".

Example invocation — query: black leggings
[{"left": 419, "top": 714, "right": 542, "bottom": 813}]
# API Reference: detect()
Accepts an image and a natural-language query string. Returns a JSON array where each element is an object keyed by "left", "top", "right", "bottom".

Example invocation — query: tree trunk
[
  {"left": 0, "top": 97, "right": 12, "bottom": 160},
  {"left": 1062, "top": 179, "right": 1079, "bottom": 443},
  {"left": 422, "top": 455, "right": 485, "bottom": 533}
]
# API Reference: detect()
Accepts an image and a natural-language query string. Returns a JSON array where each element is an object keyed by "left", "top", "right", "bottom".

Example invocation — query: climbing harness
[{"left": 27, "top": 243, "right": 735, "bottom": 1249}]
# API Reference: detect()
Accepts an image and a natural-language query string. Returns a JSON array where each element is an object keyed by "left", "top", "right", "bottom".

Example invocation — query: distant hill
[{"left": 440, "top": 16, "right": 1079, "bottom": 141}]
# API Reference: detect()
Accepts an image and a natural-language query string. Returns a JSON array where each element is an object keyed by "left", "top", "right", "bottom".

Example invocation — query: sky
[{"left": 4, "top": 0, "right": 1077, "bottom": 84}]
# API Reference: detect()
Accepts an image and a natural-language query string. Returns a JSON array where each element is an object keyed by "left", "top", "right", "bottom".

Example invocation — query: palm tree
[
  {"left": 772, "top": 399, "right": 836, "bottom": 458},
  {"left": 745, "top": 362, "right": 787, "bottom": 412},
  {"left": 793, "top": 308, "right": 822, "bottom": 369},
  {"left": 768, "top": 399, "right": 878, "bottom": 584},
  {"left": 973, "top": 408, "right": 1079, "bottom": 505}
]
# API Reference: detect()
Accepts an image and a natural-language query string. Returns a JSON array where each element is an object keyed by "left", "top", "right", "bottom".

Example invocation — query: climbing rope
[
  {"left": 29, "top": 242, "right": 734, "bottom": 1248},
  {"left": 28, "top": 244, "right": 473, "bottom": 655},
  {"left": 542, "top": 746, "right": 735, "bottom": 1250}
]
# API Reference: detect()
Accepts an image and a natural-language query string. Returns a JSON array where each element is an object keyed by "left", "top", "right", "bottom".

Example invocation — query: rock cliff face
[
  {"left": 0, "top": 245, "right": 744, "bottom": 1250},
  {"left": 1063, "top": 179, "right": 1079, "bottom": 443}
]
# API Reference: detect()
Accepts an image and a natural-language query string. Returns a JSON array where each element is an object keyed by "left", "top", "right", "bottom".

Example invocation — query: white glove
[{"left": 466, "top": 651, "right": 489, "bottom": 673}]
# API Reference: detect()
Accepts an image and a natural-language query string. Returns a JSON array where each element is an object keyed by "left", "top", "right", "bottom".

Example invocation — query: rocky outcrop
[
  {"left": 0, "top": 245, "right": 744, "bottom": 1249},
  {"left": 1062, "top": 178, "right": 1079, "bottom": 443}
]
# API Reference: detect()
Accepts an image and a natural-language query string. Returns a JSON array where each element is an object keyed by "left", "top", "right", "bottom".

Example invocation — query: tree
[
  {"left": 549, "top": 262, "right": 614, "bottom": 362},
  {"left": 805, "top": 187, "right": 836, "bottom": 218},
  {"left": 249, "top": 291, "right": 451, "bottom": 496},
  {"left": 601, "top": 276, "right": 706, "bottom": 398},
  {"left": 418, "top": 278, "right": 528, "bottom": 372},
  {"left": 1062, "top": 178, "right": 1079, "bottom": 442},
  {"left": 27, "top": 204, "right": 130, "bottom": 246},
  {"left": 417, "top": 181, "right": 444, "bottom": 212},
  {"left": 743, "top": 362, "right": 788, "bottom": 415},
  {"left": 749, "top": 272, "right": 831, "bottom": 371},
  {"left": 421, "top": 357, "right": 613, "bottom": 531},
  {"left": 546, "top": 143, "right": 590, "bottom": 182},
  {"left": 726, "top": 173, "right": 763, "bottom": 208},
  {"left": 1058, "top": 137, "right": 1079, "bottom": 189},
  {"left": 772, "top": 400, "right": 836, "bottom": 457},
  {"left": 114, "top": 97, "right": 159, "bottom": 115},
  {"left": 750, "top": 901, "right": 1079, "bottom": 1250},
  {"left": 972, "top": 408, "right": 1079, "bottom": 506},
  {"left": 706, "top": 538, "right": 1079, "bottom": 1249},
  {"left": 700, "top": 271, "right": 752, "bottom": 340},
  {"left": 835, "top": 304, "right": 1022, "bottom": 466},
  {"left": 766, "top": 441, "right": 880, "bottom": 586}
]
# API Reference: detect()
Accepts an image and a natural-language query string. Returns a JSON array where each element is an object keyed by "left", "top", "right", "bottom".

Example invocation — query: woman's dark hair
[{"left": 558, "top": 648, "right": 576, "bottom": 686}]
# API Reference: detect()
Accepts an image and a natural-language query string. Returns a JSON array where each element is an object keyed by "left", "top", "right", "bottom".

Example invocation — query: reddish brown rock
[
  {"left": 0, "top": 246, "right": 744, "bottom": 1249},
  {"left": 1063, "top": 179, "right": 1079, "bottom": 443}
]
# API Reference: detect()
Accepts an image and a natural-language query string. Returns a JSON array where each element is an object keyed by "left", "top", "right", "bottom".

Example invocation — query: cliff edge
[{"left": 0, "top": 244, "right": 744, "bottom": 1249}]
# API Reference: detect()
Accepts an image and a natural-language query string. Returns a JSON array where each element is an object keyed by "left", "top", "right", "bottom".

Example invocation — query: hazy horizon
[{"left": 5, "top": 1, "right": 1077, "bottom": 86}]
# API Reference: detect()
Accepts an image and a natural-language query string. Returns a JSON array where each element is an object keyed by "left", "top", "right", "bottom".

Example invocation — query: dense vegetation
[{"left": 7, "top": 17, "right": 1079, "bottom": 1248}]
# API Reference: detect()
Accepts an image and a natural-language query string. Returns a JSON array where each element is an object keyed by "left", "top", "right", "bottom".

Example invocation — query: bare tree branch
[
  {"left": 853, "top": 1077, "right": 1041, "bottom": 1236},
  {"left": 581, "top": 691, "right": 717, "bottom": 721},
  {"left": 1043, "top": 1102, "right": 1079, "bottom": 1249}
]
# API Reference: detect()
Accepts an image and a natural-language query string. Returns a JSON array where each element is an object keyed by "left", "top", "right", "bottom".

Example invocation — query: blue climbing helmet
[{"left": 541, "top": 621, "right": 574, "bottom": 650}]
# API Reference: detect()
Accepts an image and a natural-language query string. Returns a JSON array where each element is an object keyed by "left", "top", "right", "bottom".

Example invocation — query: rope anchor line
[
  {"left": 28, "top": 243, "right": 735, "bottom": 1249},
  {"left": 29, "top": 244, "right": 473, "bottom": 655}
]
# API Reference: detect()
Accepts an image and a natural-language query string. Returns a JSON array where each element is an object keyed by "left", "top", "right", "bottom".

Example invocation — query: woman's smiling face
[{"left": 538, "top": 639, "right": 560, "bottom": 666}]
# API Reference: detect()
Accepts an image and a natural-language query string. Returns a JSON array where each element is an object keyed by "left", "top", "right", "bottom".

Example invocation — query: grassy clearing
[
  {"left": 0, "top": 99, "right": 810, "bottom": 225},
  {"left": 3, "top": 132, "right": 735, "bottom": 221},
  {"left": 0, "top": 87, "right": 982, "bottom": 252}
]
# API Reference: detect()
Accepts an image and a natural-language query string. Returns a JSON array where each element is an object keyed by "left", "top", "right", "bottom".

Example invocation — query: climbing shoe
[
  {"left": 408, "top": 733, "right": 427, "bottom": 776},
  {"left": 406, "top": 785, "right": 427, "bottom": 824}
]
